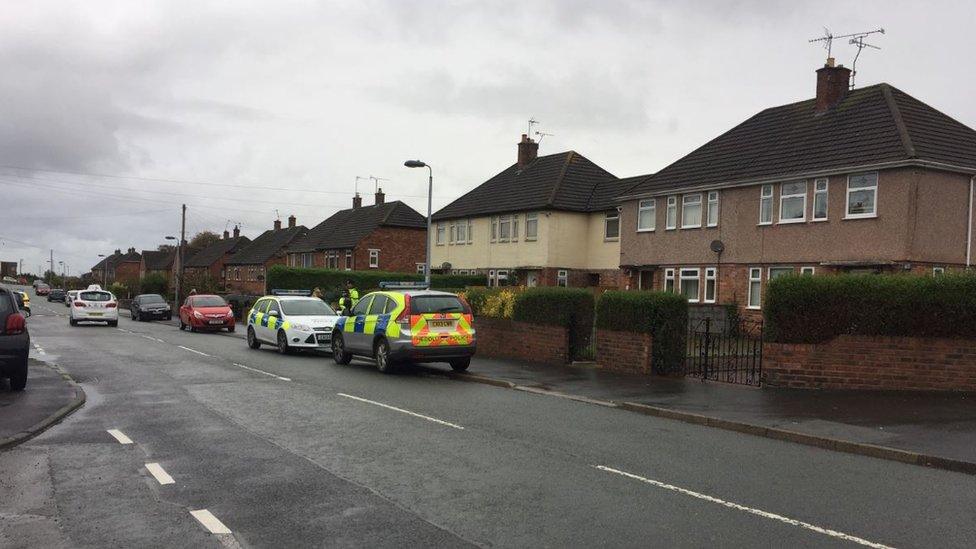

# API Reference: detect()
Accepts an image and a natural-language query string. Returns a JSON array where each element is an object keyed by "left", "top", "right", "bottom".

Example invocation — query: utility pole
[
  {"left": 49, "top": 250, "right": 54, "bottom": 283},
  {"left": 174, "top": 204, "right": 186, "bottom": 307}
]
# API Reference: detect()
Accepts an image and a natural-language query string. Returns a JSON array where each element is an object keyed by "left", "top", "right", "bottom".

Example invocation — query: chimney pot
[
  {"left": 274, "top": 219, "right": 282, "bottom": 230},
  {"left": 374, "top": 188, "right": 385, "bottom": 205},
  {"left": 352, "top": 193, "right": 362, "bottom": 209},
  {"left": 223, "top": 230, "right": 230, "bottom": 239},
  {"left": 517, "top": 133, "right": 539, "bottom": 168},
  {"left": 128, "top": 247, "right": 135, "bottom": 254},
  {"left": 233, "top": 225, "right": 240, "bottom": 238},
  {"left": 288, "top": 215, "right": 296, "bottom": 228},
  {"left": 115, "top": 249, "right": 121, "bottom": 255},
  {"left": 815, "top": 63, "right": 851, "bottom": 112}
]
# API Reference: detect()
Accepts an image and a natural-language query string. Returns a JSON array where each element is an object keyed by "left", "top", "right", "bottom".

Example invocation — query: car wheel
[
  {"left": 166, "top": 314, "right": 172, "bottom": 321},
  {"left": 179, "top": 319, "right": 186, "bottom": 331},
  {"left": 247, "top": 327, "right": 261, "bottom": 349},
  {"left": 69, "top": 318, "right": 77, "bottom": 327},
  {"left": 277, "top": 330, "right": 292, "bottom": 355},
  {"left": 9, "top": 357, "right": 27, "bottom": 391},
  {"left": 449, "top": 357, "right": 471, "bottom": 372},
  {"left": 132, "top": 310, "right": 139, "bottom": 321},
  {"left": 332, "top": 332, "right": 352, "bottom": 365},
  {"left": 227, "top": 325, "right": 235, "bottom": 333},
  {"left": 374, "top": 338, "right": 395, "bottom": 374},
  {"left": 108, "top": 320, "right": 118, "bottom": 327}
]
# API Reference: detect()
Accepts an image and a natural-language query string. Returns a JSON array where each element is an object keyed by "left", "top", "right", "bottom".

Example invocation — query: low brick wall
[
  {"left": 475, "top": 317, "right": 568, "bottom": 365},
  {"left": 763, "top": 335, "right": 976, "bottom": 391},
  {"left": 596, "top": 329, "right": 653, "bottom": 374}
]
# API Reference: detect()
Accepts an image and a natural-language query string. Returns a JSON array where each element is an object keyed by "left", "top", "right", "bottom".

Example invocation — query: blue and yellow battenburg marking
[{"left": 248, "top": 309, "right": 291, "bottom": 330}]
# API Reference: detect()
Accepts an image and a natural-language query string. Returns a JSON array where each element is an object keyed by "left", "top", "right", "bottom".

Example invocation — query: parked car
[
  {"left": 64, "top": 290, "right": 79, "bottom": 307},
  {"left": 69, "top": 286, "right": 119, "bottom": 327},
  {"left": 47, "top": 288, "right": 65, "bottom": 302},
  {"left": 246, "top": 295, "right": 339, "bottom": 354},
  {"left": 179, "top": 295, "right": 235, "bottom": 332},
  {"left": 0, "top": 285, "right": 29, "bottom": 390},
  {"left": 131, "top": 294, "right": 172, "bottom": 321},
  {"left": 35, "top": 282, "right": 50, "bottom": 296},
  {"left": 14, "top": 291, "right": 31, "bottom": 317},
  {"left": 331, "top": 288, "right": 476, "bottom": 373},
  {"left": 1, "top": 276, "right": 16, "bottom": 284}
]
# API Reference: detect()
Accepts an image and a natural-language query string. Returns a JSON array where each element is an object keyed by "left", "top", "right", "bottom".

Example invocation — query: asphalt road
[{"left": 3, "top": 297, "right": 976, "bottom": 548}]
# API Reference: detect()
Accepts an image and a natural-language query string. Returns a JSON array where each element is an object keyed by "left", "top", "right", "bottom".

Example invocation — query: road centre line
[
  {"left": 145, "top": 462, "right": 175, "bottom": 485},
  {"left": 232, "top": 363, "right": 291, "bottom": 381},
  {"left": 178, "top": 345, "right": 211, "bottom": 357},
  {"left": 337, "top": 393, "right": 464, "bottom": 430},
  {"left": 190, "top": 509, "right": 232, "bottom": 534},
  {"left": 594, "top": 465, "right": 894, "bottom": 549},
  {"left": 107, "top": 429, "right": 133, "bottom": 444}
]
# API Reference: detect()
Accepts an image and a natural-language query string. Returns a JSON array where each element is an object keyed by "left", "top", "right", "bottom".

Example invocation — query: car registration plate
[
  {"left": 429, "top": 319, "right": 454, "bottom": 330},
  {"left": 89, "top": 312, "right": 103, "bottom": 317},
  {"left": 208, "top": 320, "right": 224, "bottom": 325},
  {"left": 316, "top": 334, "right": 329, "bottom": 343}
]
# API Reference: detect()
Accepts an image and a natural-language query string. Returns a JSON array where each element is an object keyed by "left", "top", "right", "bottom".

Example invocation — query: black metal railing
[{"left": 682, "top": 316, "right": 763, "bottom": 386}]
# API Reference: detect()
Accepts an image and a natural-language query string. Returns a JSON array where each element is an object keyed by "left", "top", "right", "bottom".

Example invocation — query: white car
[
  {"left": 64, "top": 290, "right": 79, "bottom": 307},
  {"left": 246, "top": 295, "right": 339, "bottom": 354},
  {"left": 69, "top": 285, "right": 119, "bottom": 327}
]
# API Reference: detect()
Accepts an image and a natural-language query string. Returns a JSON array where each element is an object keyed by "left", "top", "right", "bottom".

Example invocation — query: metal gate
[{"left": 683, "top": 315, "right": 763, "bottom": 386}]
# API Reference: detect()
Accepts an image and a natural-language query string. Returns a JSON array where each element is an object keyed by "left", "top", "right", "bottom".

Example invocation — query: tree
[
  {"left": 157, "top": 244, "right": 176, "bottom": 252},
  {"left": 185, "top": 231, "right": 221, "bottom": 258}
]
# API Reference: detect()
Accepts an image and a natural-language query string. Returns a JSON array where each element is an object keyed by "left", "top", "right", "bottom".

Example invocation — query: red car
[{"left": 178, "top": 295, "right": 235, "bottom": 333}]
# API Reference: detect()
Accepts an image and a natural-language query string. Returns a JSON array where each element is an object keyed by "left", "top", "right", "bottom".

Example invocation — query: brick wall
[
  {"left": 763, "top": 335, "right": 976, "bottom": 391},
  {"left": 114, "top": 261, "right": 141, "bottom": 285},
  {"left": 356, "top": 227, "right": 426, "bottom": 274},
  {"left": 475, "top": 317, "right": 568, "bottom": 365},
  {"left": 596, "top": 328, "right": 653, "bottom": 374}
]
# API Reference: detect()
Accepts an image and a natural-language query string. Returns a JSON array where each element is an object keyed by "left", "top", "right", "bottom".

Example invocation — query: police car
[
  {"left": 331, "top": 283, "right": 476, "bottom": 373},
  {"left": 246, "top": 290, "right": 340, "bottom": 354}
]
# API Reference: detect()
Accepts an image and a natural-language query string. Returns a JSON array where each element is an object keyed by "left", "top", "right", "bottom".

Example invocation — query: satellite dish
[{"left": 710, "top": 240, "right": 725, "bottom": 254}]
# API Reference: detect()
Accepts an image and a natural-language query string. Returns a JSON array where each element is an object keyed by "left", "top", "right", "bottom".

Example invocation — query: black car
[
  {"left": 0, "top": 285, "right": 29, "bottom": 391},
  {"left": 131, "top": 293, "right": 173, "bottom": 321},
  {"left": 47, "top": 288, "right": 65, "bottom": 302}
]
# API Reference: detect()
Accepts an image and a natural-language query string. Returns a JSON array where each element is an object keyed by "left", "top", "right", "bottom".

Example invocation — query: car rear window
[
  {"left": 0, "top": 290, "right": 12, "bottom": 314},
  {"left": 80, "top": 291, "right": 112, "bottom": 302},
  {"left": 192, "top": 296, "right": 227, "bottom": 307},
  {"left": 410, "top": 295, "right": 468, "bottom": 314},
  {"left": 140, "top": 294, "right": 165, "bottom": 303}
]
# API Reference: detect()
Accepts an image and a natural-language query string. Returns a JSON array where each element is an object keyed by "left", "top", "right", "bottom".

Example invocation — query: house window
[
  {"left": 933, "top": 266, "right": 946, "bottom": 276},
  {"left": 525, "top": 212, "right": 538, "bottom": 240},
  {"left": 604, "top": 211, "right": 620, "bottom": 239},
  {"left": 456, "top": 221, "right": 467, "bottom": 244},
  {"left": 759, "top": 185, "right": 773, "bottom": 225},
  {"left": 368, "top": 249, "right": 379, "bottom": 268},
  {"left": 234, "top": 268, "right": 241, "bottom": 281},
  {"left": 813, "top": 179, "right": 828, "bottom": 220},
  {"left": 436, "top": 223, "right": 445, "bottom": 245},
  {"left": 490, "top": 216, "right": 497, "bottom": 242},
  {"left": 416, "top": 263, "right": 426, "bottom": 274},
  {"left": 679, "top": 268, "right": 700, "bottom": 302},
  {"left": 467, "top": 219, "right": 473, "bottom": 244},
  {"left": 666, "top": 196, "right": 677, "bottom": 230},
  {"left": 779, "top": 181, "right": 807, "bottom": 223},
  {"left": 747, "top": 268, "right": 762, "bottom": 309},
  {"left": 449, "top": 222, "right": 457, "bottom": 244},
  {"left": 704, "top": 267, "right": 716, "bottom": 303},
  {"left": 248, "top": 267, "right": 256, "bottom": 281},
  {"left": 664, "top": 268, "right": 675, "bottom": 292},
  {"left": 487, "top": 270, "right": 495, "bottom": 287},
  {"left": 496, "top": 269, "right": 509, "bottom": 286},
  {"left": 769, "top": 266, "right": 794, "bottom": 280},
  {"left": 557, "top": 269, "right": 568, "bottom": 287},
  {"left": 637, "top": 199, "right": 655, "bottom": 232},
  {"left": 681, "top": 194, "right": 702, "bottom": 228},
  {"left": 302, "top": 253, "right": 313, "bottom": 268},
  {"left": 345, "top": 250, "right": 352, "bottom": 270},
  {"left": 499, "top": 215, "right": 511, "bottom": 242},
  {"left": 707, "top": 192, "right": 719, "bottom": 227},
  {"left": 801, "top": 266, "right": 815, "bottom": 276},
  {"left": 847, "top": 172, "right": 878, "bottom": 218}
]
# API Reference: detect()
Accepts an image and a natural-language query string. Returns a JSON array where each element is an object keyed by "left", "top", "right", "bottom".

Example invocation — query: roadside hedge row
[
  {"left": 596, "top": 291, "right": 688, "bottom": 373},
  {"left": 512, "top": 287, "right": 595, "bottom": 359},
  {"left": 764, "top": 273, "right": 976, "bottom": 343},
  {"left": 460, "top": 287, "right": 519, "bottom": 318},
  {"left": 267, "top": 266, "right": 484, "bottom": 297}
]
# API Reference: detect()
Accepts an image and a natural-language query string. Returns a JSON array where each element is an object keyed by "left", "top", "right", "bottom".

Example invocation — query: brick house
[
  {"left": 431, "top": 134, "right": 637, "bottom": 288},
  {"left": 225, "top": 217, "right": 307, "bottom": 295},
  {"left": 183, "top": 226, "right": 251, "bottom": 289},
  {"left": 286, "top": 191, "right": 426, "bottom": 274},
  {"left": 617, "top": 60, "right": 976, "bottom": 315},
  {"left": 140, "top": 249, "right": 176, "bottom": 280},
  {"left": 91, "top": 248, "right": 141, "bottom": 286}
]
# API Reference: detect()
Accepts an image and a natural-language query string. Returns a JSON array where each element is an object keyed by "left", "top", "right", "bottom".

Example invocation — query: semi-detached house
[
  {"left": 225, "top": 216, "right": 307, "bottom": 295},
  {"left": 617, "top": 60, "right": 976, "bottom": 314},
  {"left": 183, "top": 226, "right": 251, "bottom": 289}
]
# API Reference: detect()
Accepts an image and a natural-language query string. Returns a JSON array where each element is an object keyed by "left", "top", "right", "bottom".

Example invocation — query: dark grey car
[
  {"left": 0, "top": 285, "right": 30, "bottom": 390},
  {"left": 131, "top": 294, "right": 172, "bottom": 321}
]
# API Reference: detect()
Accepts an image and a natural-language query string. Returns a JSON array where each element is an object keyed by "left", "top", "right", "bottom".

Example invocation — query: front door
[
  {"left": 639, "top": 270, "right": 654, "bottom": 291},
  {"left": 526, "top": 271, "right": 539, "bottom": 287}
]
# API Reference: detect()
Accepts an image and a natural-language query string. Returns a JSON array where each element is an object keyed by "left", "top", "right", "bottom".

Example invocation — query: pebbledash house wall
[{"left": 618, "top": 167, "right": 976, "bottom": 313}]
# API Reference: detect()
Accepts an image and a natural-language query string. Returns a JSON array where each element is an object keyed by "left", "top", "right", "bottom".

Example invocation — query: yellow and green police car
[
  {"left": 246, "top": 292, "right": 340, "bottom": 354},
  {"left": 331, "top": 285, "right": 476, "bottom": 373}
]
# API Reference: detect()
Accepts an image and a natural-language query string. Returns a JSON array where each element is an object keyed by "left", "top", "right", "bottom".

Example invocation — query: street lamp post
[
  {"left": 165, "top": 236, "right": 181, "bottom": 308},
  {"left": 97, "top": 254, "right": 107, "bottom": 287},
  {"left": 404, "top": 160, "right": 432, "bottom": 288}
]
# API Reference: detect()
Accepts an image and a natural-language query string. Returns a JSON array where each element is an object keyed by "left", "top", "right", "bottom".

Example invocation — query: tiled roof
[
  {"left": 290, "top": 201, "right": 425, "bottom": 252},
  {"left": 141, "top": 250, "right": 176, "bottom": 270},
  {"left": 432, "top": 151, "right": 618, "bottom": 220},
  {"left": 184, "top": 237, "right": 250, "bottom": 268},
  {"left": 587, "top": 174, "right": 654, "bottom": 211},
  {"left": 225, "top": 226, "right": 307, "bottom": 265},
  {"left": 624, "top": 83, "right": 976, "bottom": 197}
]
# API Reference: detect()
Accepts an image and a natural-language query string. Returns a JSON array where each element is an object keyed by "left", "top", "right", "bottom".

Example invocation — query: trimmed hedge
[
  {"left": 461, "top": 287, "right": 519, "bottom": 318},
  {"left": 596, "top": 291, "right": 688, "bottom": 374},
  {"left": 512, "top": 287, "right": 595, "bottom": 359},
  {"left": 266, "top": 265, "right": 483, "bottom": 302},
  {"left": 764, "top": 273, "right": 976, "bottom": 343}
]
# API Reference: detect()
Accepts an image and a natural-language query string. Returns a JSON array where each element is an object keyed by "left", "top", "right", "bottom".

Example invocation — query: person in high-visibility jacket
[{"left": 345, "top": 280, "right": 359, "bottom": 306}]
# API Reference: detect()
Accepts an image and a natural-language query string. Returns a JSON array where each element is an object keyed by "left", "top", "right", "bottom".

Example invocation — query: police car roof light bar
[
  {"left": 378, "top": 281, "right": 430, "bottom": 290},
  {"left": 270, "top": 289, "right": 313, "bottom": 296}
]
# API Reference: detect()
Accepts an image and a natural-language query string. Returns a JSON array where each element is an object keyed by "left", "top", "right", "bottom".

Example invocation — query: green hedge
[
  {"left": 266, "top": 265, "right": 484, "bottom": 302},
  {"left": 596, "top": 291, "right": 688, "bottom": 373},
  {"left": 764, "top": 273, "right": 976, "bottom": 343},
  {"left": 512, "top": 287, "right": 595, "bottom": 359}
]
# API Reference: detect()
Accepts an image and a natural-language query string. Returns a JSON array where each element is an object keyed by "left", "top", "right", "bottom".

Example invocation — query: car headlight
[{"left": 193, "top": 311, "right": 203, "bottom": 319}]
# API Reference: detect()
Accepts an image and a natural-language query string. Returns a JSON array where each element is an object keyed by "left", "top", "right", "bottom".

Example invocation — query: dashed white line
[
  {"left": 337, "top": 393, "right": 464, "bottom": 430},
  {"left": 178, "top": 345, "right": 211, "bottom": 357},
  {"left": 145, "top": 462, "right": 175, "bottom": 485},
  {"left": 594, "top": 465, "right": 894, "bottom": 549},
  {"left": 190, "top": 509, "right": 232, "bottom": 534},
  {"left": 232, "top": 363, "right": 291, "bottom": 382},
  {"left": 106, "top": 429, "right": 133, "bottom": 444}
]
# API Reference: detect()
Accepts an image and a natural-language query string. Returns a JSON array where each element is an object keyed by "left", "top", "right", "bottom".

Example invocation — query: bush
[
  {"left": 108, "top": 282, "right": 129, "bottom": 299},
  {"left": 512, "top": 287, "right": 595, "bottom": 359},
  {"left": 764, "top": 273, "right": 976, "bottom": 343},
  {"left": 139, "top": 273, "right": 169, "bottom": 296},
  {"left": 596, "top": 291, "right": 688, "bottom": 373},
  {"left": 460, "top": 287, "right": 519, "bottom": 318},
  {"left": 266, "top": 266, "right": 483, "bottom": 302}
]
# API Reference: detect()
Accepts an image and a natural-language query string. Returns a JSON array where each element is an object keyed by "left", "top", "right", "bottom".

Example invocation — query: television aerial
[{"left": 809, "top": 27, "right": 885, "bottom": 88}]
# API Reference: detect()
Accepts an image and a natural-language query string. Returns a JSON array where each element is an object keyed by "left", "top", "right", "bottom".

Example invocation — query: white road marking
[
  {"left": 337, "top": 393, "right": 464, "bottom": 430},
  {"left": 32, "top": 343, "right": 45, "bottom": 354},
  {"left": 106, "top": 429, "right": 133, "bottom": 444},
  {"left": 145, "top": 462, "right": 175, "bottom": 485},
  {"left": 190, "top": 509, "right": 232, "bottom": 534},
  {"left": 232, "top": 363, "right": 291, "bottom": 382},
  {"left": 178, "top": 345, "right": 211, "bottom": 357},
  {"left": 117, "top": 328, "right": 132, "bottom": 333},
  {"left": 594, "top": 465, "right": 894, "bottom": 549}
]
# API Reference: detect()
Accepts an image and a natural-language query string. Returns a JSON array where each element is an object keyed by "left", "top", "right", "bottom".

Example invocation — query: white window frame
[
  {"left": 768, "top": 266, "right": 794, "bottom": 280},
  {"left": 681, "top": 194, "right": 703, "bottom": 229},
  {"left": 813, "top": 178, "right": 828, "bottom": 221},
  {"left": 666, "top": 196, "right": 677, "bottom": 230},
  {"left": 525, "top": 212, "right": 538, "bottom": 241},
  {"left": 846, "top": 172, "right": 879, "bottom": 219},
  {"left": 556, "top": 269, "right": 568, "bottom": 287},
  {"left": 933, "top": 266, "right": 946, "bottom": 276},
  {"left": 368, "top": 249, "right": 379, "bottom": 269},
  {"left": 778, "top": 180, "right": 807, "bottom": 224},
  {"left": 637, "top": 199, "right": 656, "bottom": 232},
  {"left": 416, "top": 263, "right": 426, "bottom": 274},
  {"left": 449, "top": 222, "right": 457, "bottom": 245},
  {"left": 490, "top": 216, "right": 497, "bottom": 242},
  {"left": 436, "top": 223, "right": 445, "bottom": 245},
  {"left": 487, "top": 269, "right": 495, "bottom": 287},
  {"left": 466, "top": 219, "right": 473, "bottom": 244},
  {"left": 456, "top": 220, "right": 467, "bottom": 245},
  {"left": 706, "top": 191, "right": 719, "bottom": 227},
  {"left": 496, "top": 269, "right": 509, "bottom": 285},
  {"left": 604, "top": 211, "right": 620, "bottom": 240},
  {"left": 747, "top": 267, "right": 762, "bottom": 309},
  {"left": 759, "top": 185, "right": 773, "bottom": 225},
  {"left": 679, "top": 268, "right": 700, "bottom": 302},
  {"left": 800, "top": 266, "right": 816, "bottom": 276},
  {"left": 498, "top": 215, "right": 512, "bottom": 242},
  {"left": 704, "top": 267, "right": 717, "bottom": 303},
  {"left": 664, "top": 268, "right": 675, "bottom": 293},
  {"left": 345, "top": 250, "right": 352, "bottom": 270},
  {"left": 511, "top": 215, "right": 519, "bottom": 242}
]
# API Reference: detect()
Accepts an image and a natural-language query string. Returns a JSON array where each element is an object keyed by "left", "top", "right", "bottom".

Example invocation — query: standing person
[
  {"left": 345, "top": 279, "right": 359, "bottom": 307},
  {"left": 338, "top": 289, "right": 352, "bottom": 315},
  {"left": 312, "top": 287, "right": 323, "bottom": 300}
]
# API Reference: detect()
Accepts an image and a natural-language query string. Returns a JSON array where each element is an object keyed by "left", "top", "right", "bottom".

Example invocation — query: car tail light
[
  {"left": 5, "top": 312, "right": 25, "bottom": 335},
  {"left": 106, "top": 302, "right": 117, "bottom": 308},
  {"left": 74, "top": 301, "right": 86, "bottom": 307},
  {"left": 395, "top": 294, "right": 411, "bottom": 331}
]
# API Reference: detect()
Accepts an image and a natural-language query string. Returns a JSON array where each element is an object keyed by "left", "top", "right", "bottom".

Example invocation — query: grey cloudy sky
[{"left": 2, "top": 0, "right": 974, "bottom": 275}]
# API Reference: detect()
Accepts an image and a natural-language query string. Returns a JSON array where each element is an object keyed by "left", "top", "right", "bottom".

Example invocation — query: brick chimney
[
  {"left": 374, "top": 188, "right": 385, "bottom": 205},
  {"left": 288, "top": 215, "right": 296, "bottom": 228},
  {"left": 815, "top": 58, "right": 851, "bottom": 113},
  {"left": 223, "top": 229, "right": 230, "bottom": 239},
  {"left": 114, "top": 248, "right": 121, "bottom": 254},
  {"left": 233, "top": 225, "right": 240, "bottom": 238},
  {"left": 517, "top": 133, "right": 539, "bottom": 168},
  {"left": 127, "top": 247, "right": 135, "bottom": 254},
  {"left": 352, "top": 193, "right": 362, "bottom": 209},
  {"left": 274, "top": 218, "right": 282, "bottom": 230}
]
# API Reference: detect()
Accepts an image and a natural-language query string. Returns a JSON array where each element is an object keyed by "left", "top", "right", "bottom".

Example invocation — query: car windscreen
[
  {"left": 140, "top": 294, "right": 165, "bottom": 303},
  {"left": 192, "top": 296, "right": 227, "bottom": 307},
  {"left": 80, "top": 291, "right": 112, "bottom": 302},
  {"left": 409, "top": 295, "right": 468, "bottom": 314},
  {"left": 281, "top": 299, "right": 336, "bottom": 316}
]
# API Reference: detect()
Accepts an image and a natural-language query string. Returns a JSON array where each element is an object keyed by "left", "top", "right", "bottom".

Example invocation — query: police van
[{"left": 246, "top": 290, "right": 340, "bottom": 354}]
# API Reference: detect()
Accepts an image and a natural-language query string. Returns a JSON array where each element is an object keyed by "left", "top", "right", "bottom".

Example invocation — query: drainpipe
[{"left": 968, "top": 175, "right": 975, "bottom": 269}]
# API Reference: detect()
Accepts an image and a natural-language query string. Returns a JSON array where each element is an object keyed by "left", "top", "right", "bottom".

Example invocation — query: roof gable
[
  {"left": 184, "top": 236, "right": 251, "bottom": 268},
  {"left": 290, "top": 201, "right": 425, "bottom": 252}
]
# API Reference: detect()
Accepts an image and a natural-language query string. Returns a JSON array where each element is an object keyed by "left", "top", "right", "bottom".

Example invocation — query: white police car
[{"left": 246, "top": 291, "right": 340, "bottom": 354}]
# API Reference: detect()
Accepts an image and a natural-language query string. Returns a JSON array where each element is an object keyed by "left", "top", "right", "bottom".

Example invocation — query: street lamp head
[
  {"left": 165, "top": 236, "right": 177, "bottom": 240},
  {"left": 404, "top": 160, "right": 427, "bottom": 168}
]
